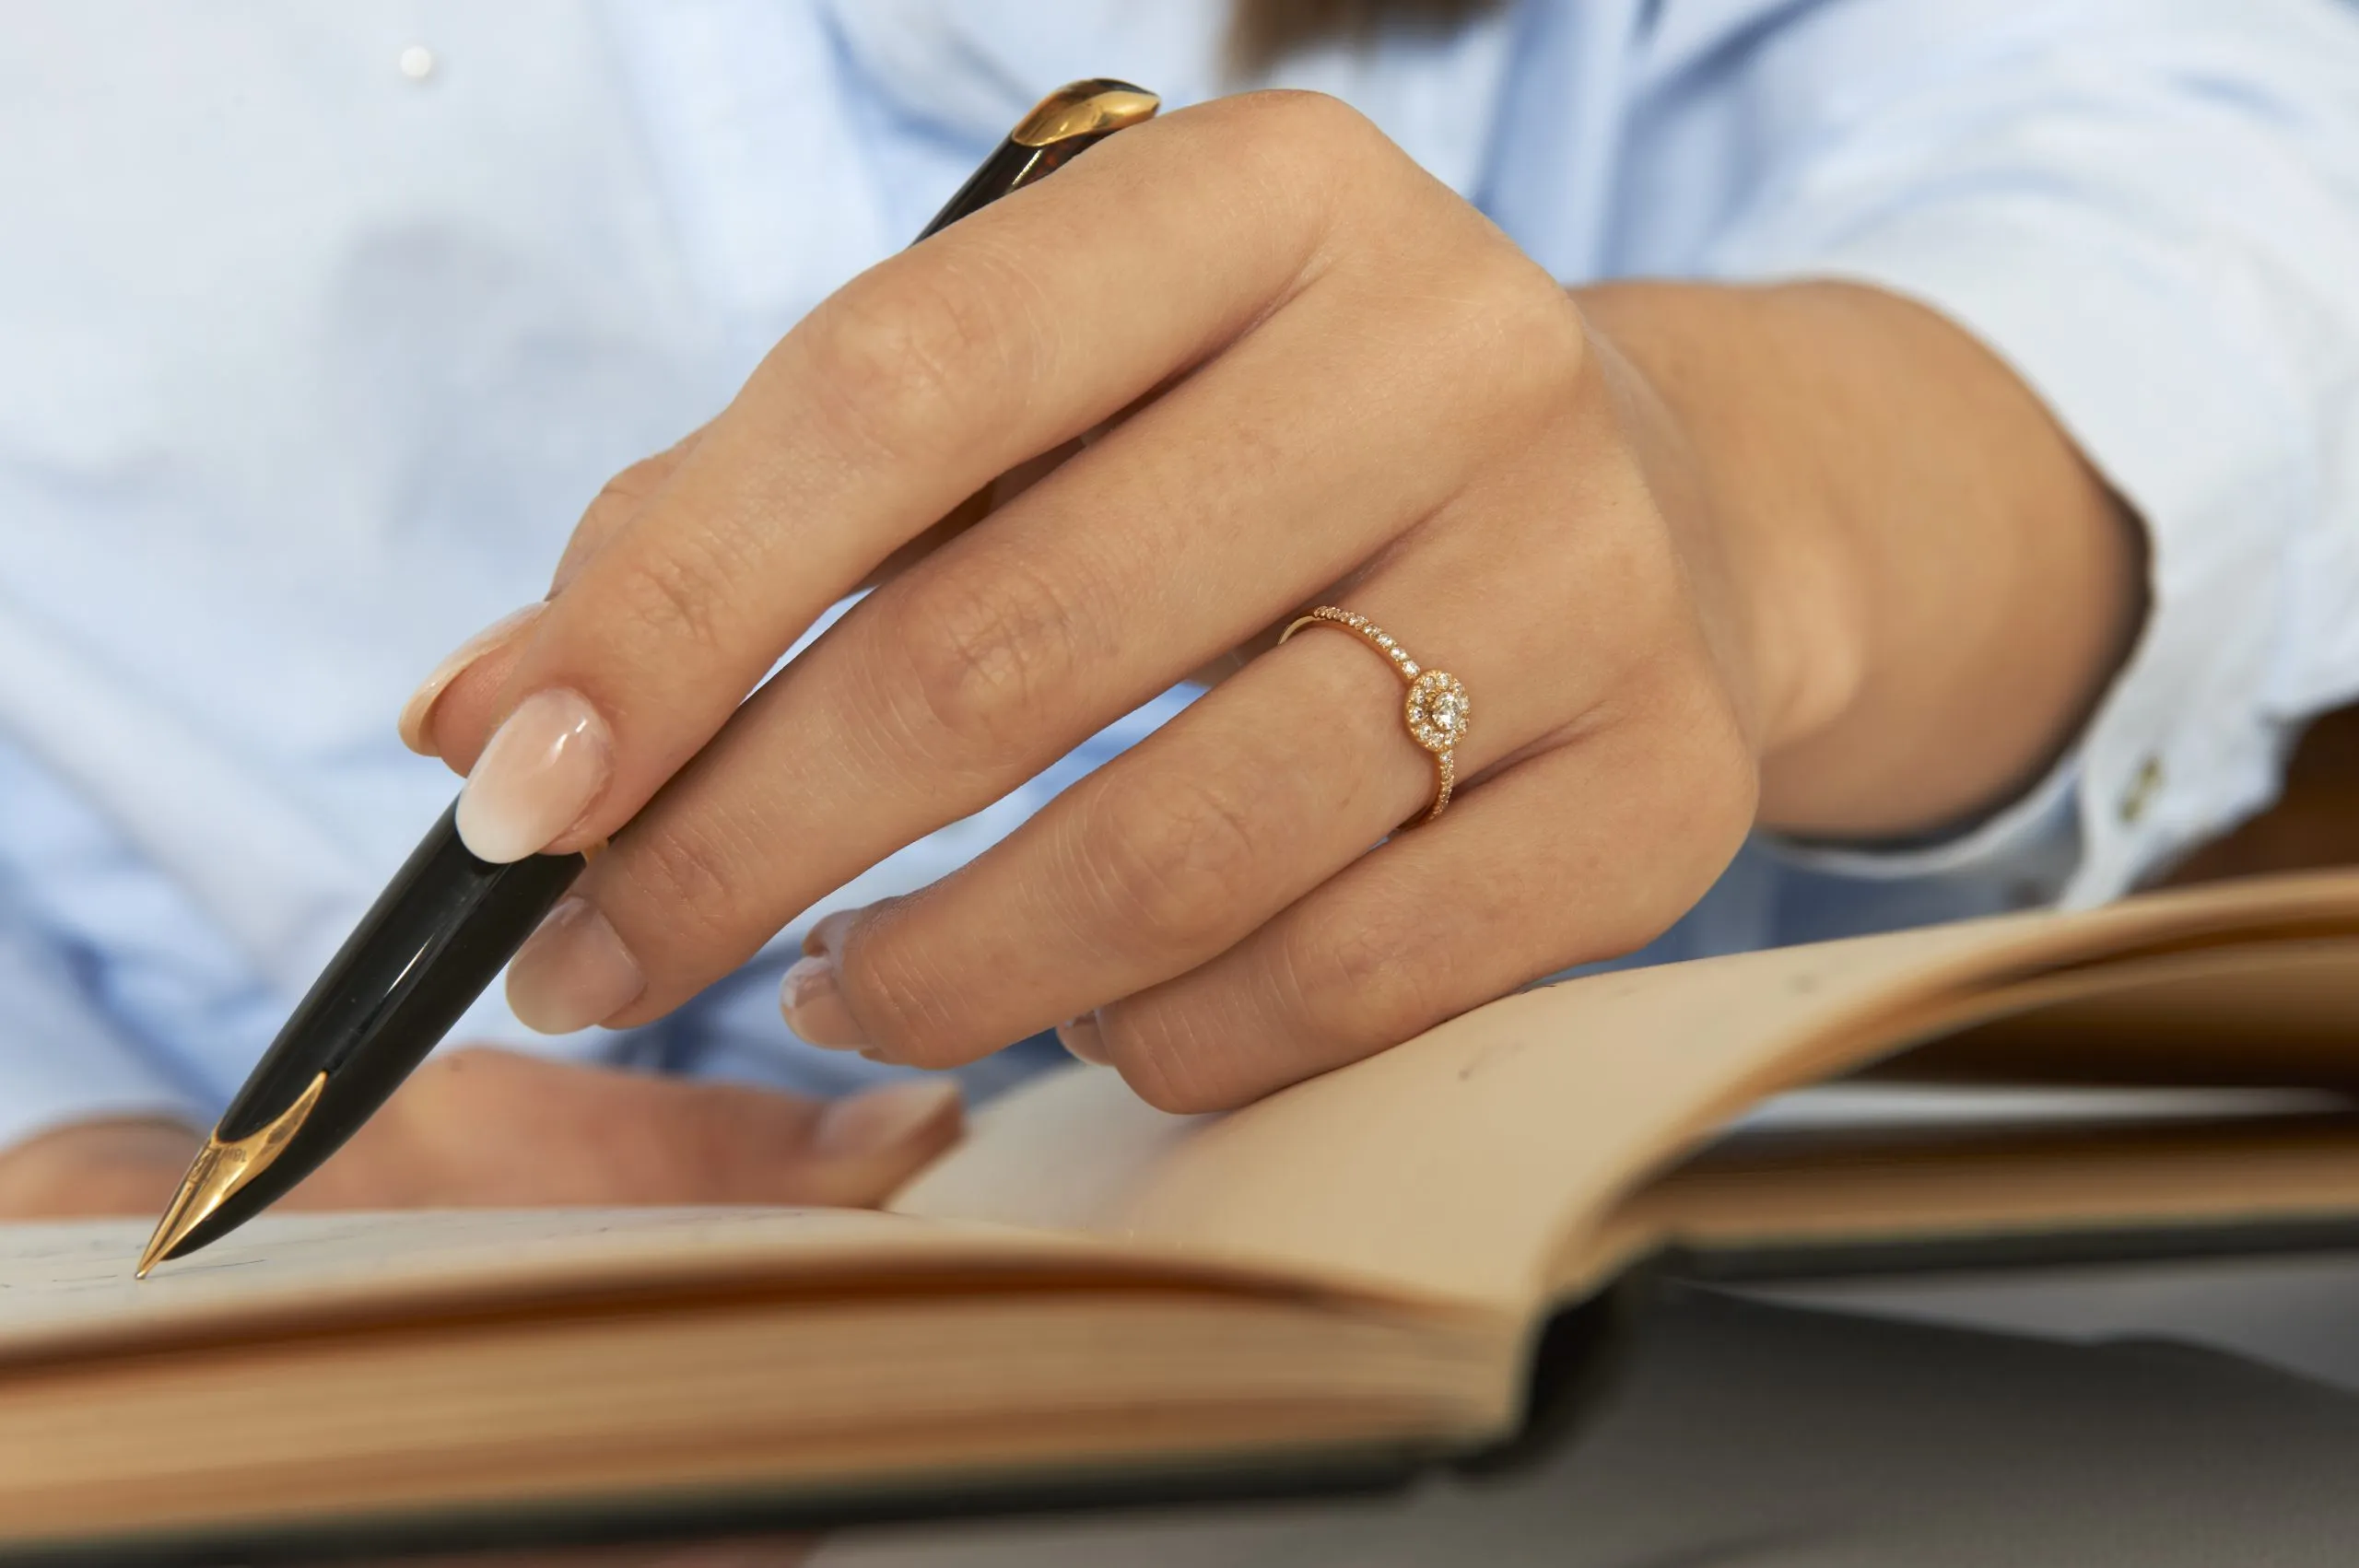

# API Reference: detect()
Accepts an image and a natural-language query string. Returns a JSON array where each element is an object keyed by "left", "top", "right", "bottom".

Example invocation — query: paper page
[
  {"left": 898, "top": 872, "right": 2359, "bottom": 1310},
  {"left": 0, "top": 1208, "right": 1141, "bottom": 1364}
]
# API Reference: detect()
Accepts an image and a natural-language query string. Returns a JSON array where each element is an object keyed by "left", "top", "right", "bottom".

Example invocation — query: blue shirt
[{"left": 5, "top": 0, "right": 2359, "bottom": 1145}]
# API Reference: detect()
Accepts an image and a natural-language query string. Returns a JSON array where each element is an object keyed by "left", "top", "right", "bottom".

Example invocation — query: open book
[{"left": 9, "top": 870, "right": 2359, "bottom": 1563}]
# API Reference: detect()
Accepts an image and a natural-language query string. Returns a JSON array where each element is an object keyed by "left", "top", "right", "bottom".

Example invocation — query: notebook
[{"left": 8, "top": 869, "right": 2359, "bottom": 1564}]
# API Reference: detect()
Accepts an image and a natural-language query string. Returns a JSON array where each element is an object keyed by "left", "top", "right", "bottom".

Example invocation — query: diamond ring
[{"left": 1278, "top": 605, "right": 1470, "bottom": 826}]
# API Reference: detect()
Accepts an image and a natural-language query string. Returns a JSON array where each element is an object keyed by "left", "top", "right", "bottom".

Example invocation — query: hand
[
  {"left": 0, "top": 1117, "right": 201, "bottom": 1219},
  {"left": 0, "top": 1049, "right": 960, "bottom": 1218},
  {"left": 410, "top": 93, "right": 2136, "bottom": 1112}
]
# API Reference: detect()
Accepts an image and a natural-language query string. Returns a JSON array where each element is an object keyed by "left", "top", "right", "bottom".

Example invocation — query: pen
[{"left": 137, "top": 77, "right": 1161, "bottom": 1276}]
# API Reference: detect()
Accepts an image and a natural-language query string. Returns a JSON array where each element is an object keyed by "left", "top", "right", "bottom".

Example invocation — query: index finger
[{"left": 437, "top": 93, "right": 1363, "bottom": 863}]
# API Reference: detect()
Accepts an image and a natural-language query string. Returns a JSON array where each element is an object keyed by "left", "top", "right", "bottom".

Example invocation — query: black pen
[{"left": 137, "top": 77, "right": 1161, "bottom": 1276}]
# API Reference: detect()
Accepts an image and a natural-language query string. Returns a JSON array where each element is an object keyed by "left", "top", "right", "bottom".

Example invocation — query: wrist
[
  {"left": 1576, "top": 279, "right": 2142, "bottom": 838},
  {"left": 1573, "top": 286, "right": 1871, "bottom": 767}
]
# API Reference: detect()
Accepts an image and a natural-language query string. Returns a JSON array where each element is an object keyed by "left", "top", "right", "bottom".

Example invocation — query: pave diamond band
[{"left": 1279, "top": 605, "right": 1470, "bottom": 826}]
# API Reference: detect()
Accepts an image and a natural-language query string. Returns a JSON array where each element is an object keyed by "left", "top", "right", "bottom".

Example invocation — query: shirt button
[{"left": 2118, "top": 755, "right": 2165, "bottom": 825}]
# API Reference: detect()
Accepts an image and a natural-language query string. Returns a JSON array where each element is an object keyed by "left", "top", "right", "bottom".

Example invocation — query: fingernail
[
  {"left": 816, "top": 1079, "right": 962, "bottom": 1159},
  {"left": 780, "top": 955, "right": 869, "bottom": 1048},
  {"left": 1056, "top": 1012, "right": 1109, "bottom": 1065},
  {"left": 802, "top": 907, "right": 857, "bottom": 959},
  {"left": 454, "top": 687, "right": 612, "bottom": 862},
  {"left": 505, "top": 897, "right": 646, "bottom": 1034},
  {"left": 397, "top": 603, "right": 547, "bottom": 756}
]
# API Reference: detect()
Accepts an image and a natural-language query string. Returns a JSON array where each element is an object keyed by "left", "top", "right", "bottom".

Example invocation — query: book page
[
  {"left": 898, "top": 872, "right": 2359, "bottom": 1310},
  {"left": 1602, "top": 1112, "right": 2359, "bottom": 1259},
  {"left": 10, "top": 872, "right": 2356, "bottom": 1362},
  {"left": 0, "top": 1207, "right": 1307, "bottom": 1366}
]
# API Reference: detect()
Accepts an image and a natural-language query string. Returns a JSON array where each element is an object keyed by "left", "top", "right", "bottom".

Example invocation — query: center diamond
[{"left": 1404, "top": 669, "right": 1471, "bottom": 754}]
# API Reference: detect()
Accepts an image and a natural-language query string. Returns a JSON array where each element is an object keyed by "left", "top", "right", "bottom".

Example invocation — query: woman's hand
[
  {"left": 0, "top": 1051, "right": 959, "bottom": 1218},
  {"left": 410, "top": 92, "right": 2137, "bottom": 1112},
  {"left": 0, "top": 1117, "right": 202, "bottom": 1219}
]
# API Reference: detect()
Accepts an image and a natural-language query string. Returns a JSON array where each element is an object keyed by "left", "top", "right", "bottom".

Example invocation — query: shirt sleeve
[
  {"left": 0, "top": 732, "right": 252, "bottom": 1153},
  {"left": 0, "top": 881, "right": 207, "bottom": 1153},
  {"left": 1688, "top": 0, "right": 2359, "bottom": 906}
]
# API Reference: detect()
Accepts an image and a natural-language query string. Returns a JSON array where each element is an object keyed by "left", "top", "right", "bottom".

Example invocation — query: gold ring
[{"left": 1279, "top": 605, "right": 1470, "bottom": 826}]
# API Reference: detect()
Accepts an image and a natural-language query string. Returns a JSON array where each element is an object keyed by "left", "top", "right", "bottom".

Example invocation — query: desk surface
[{"left": 823, "top": 1256, "right": 2359, "bottom": 1567}]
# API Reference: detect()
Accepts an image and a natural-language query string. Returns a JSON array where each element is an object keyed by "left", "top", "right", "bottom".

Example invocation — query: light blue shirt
[{"left": 5, "top": 0, "right": 2359, "bottom": 1146}]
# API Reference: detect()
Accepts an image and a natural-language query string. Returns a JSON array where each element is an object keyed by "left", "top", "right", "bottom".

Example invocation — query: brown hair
[{"left": 1226, "top": 0, "right": 1508, "bottom": 76}]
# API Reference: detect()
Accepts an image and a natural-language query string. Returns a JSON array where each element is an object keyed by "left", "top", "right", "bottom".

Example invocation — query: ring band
[{"left": 1279, "top": 605, "right": 1471, "bottom": 826}]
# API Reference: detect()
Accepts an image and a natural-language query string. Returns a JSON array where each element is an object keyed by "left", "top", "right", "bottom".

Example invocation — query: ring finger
[
  {"left": 779, "top": 437, "right": 1682, "bottom": 1073},
  {"left": 1092, "top": 676, "right": 1756, "bottom": 1111}
]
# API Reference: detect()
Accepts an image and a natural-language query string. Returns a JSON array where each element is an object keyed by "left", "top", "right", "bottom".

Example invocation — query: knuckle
[
  {"left": 609, "top": 521, "right": 751, "bottom": 663},
  {"left": 798, "top": 265, "right": 1016, "bottom": 465},
  {"left": 563, "top": 440, "right": 702, "bottom": 581},
  {"left": 574, "top": 469, "right": 651, "bottom": 541},
  {"left": 1511, "top": 278, "right": 1593, "bottom": 377},
  {"left": 1461, "top": 266, "right": 1590, "bottom": 412},
  {"left": 1074, "top": 771, "right": 1265, "bottom": 954},
  {"left": 1213, "top": 90, "right": 1388, "bottom": 228},
  {"left": 1275, "top": 892, "right": 1447, "bottom": 1046},
  {"left": 1152, "top": 91, "right": 1393, "bottom": 263},
  {"left": 1672, "top": 700, "right": 1763, "bottom": 863},
  {"left": 833, "top": 910, "right": 969, "bottom": 1070},
  {"left": 611, "top": 818, "right": 760, "bottom": 961},
  {"left": 886, "top": 559, "right": 1087, "bottom": 755},
  {"left": 1221, "top": 88, "right": 1380, "bottom": 164},
  {"left": 599, "top": 450, "right": 678, "bottom": 509},
  {"left": 1098, "top": 1005, "right": 1251, "bottom": 1116}
]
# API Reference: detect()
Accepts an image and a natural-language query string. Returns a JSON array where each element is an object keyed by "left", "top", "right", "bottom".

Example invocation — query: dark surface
[
  {"left": 833, "top": 1280, "right": 2359, "bottom": 1567},
  {"left": 0, "top": 1437, "right": 1438, "bottom": 1566},
  {"left": 1670, "top": 1211, "right": 2359, "bottom": 1283}
]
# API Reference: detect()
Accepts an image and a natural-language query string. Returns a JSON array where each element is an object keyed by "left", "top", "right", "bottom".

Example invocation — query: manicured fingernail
[
  {"left": 505, "top": 897, "right": 645, "bottom": 1034},
  {"left": 397, "top": 603, "right": 546, "bottom": 756},
  {"left": 1056, "top": 1012, "right": 1109, "bottom": 1065},
  {"left": 454, "top": 687, "right": 612, "bottom": 862},
  {"left": 816, "top": 1079, "right": 962, "bottom": 1158},
  {"left": 781, "top": 955, "right": 869, "bottom": 1048}
]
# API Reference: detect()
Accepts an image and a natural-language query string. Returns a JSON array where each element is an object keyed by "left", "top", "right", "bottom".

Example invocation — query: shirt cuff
[{"left": 1757, "top": 739, "right": 2083, "bottom": 890}]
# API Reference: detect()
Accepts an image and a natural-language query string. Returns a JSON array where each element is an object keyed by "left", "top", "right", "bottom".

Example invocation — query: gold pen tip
[
  {"left": 132, "top": 1071, "right": 331, "bottom": 1279},
  {"left": 136, "top": 1145, "right": 224, "bottom": 1280}
]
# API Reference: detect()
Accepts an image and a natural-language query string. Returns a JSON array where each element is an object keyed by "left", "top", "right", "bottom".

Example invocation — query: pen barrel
[
  {"left": 919, "top": 137, "right": 1088, "bottom": 240},
  {"left": 215, "top": 804, "right": 582, "bottom": 1153}
]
